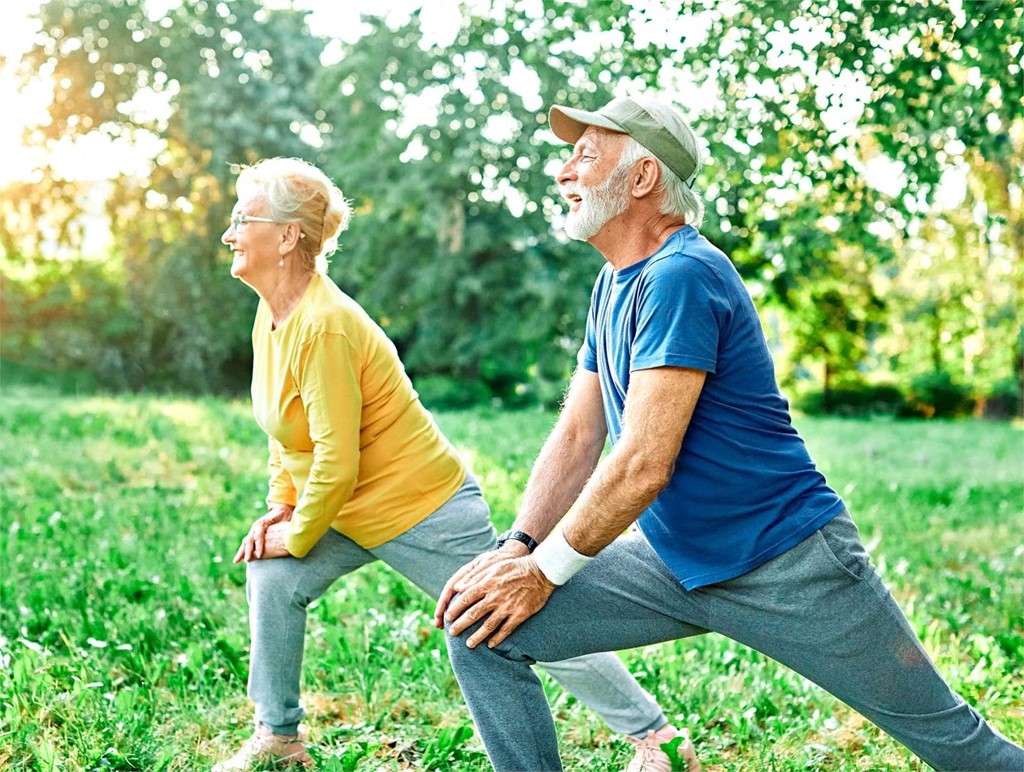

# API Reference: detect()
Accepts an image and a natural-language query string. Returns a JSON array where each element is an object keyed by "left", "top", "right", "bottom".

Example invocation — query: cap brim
[{"left": 549, "top": 104, "right": 627, "bottom": 144}]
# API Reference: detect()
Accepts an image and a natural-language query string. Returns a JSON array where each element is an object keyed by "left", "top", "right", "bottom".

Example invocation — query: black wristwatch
[{"left": 496, "top": 529, "right": 538, "bottom": 553}]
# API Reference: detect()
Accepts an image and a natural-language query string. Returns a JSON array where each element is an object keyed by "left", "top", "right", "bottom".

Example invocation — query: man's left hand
[{"left": 441, "top": 556, "right": 555, "bottom": 649}]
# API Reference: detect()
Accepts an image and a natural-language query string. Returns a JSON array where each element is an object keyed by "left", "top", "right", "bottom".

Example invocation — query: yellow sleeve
[
  {"left": 285, "top": 332, "right": 362, "bottom": 558},
  {"left": 266, "top": 436, "right": 298, "bottom": 507}
]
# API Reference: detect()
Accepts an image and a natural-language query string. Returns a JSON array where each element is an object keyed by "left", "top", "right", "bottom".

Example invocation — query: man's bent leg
[
  {"left": 709, "top": 511, "right": 1024, "bottom": 771},
  {"left": 445, "top": 533, "right": 709, "bottom": 771},
  {"left": 382, "top": 483, "right": 669, "bottom": 737}
]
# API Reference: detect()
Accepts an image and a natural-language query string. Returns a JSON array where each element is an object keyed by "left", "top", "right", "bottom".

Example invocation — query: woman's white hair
[
  {"left": 235, "top": 157, "right": 352, "bottom": 274},
  {"left": 616, "top": 137, "right": 705, "bottom": 228}
]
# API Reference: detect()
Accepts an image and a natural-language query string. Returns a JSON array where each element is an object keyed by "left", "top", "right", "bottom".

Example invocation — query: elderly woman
[{"left": 213, "top": 158, "right": 693, "bottom": 771}]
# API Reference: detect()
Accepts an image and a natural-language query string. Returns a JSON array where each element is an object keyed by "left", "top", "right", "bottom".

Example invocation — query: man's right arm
[
  {"left": 510, "top": 367, "right": 607, "bottom": 545},
  {"left": 433, "top": 367, "right": 605, "bottom": 628}
]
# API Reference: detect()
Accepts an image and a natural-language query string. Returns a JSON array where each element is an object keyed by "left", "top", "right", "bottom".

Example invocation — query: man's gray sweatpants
[{"left": 446, "top": 510, "right": 1024, "bottom": 771}]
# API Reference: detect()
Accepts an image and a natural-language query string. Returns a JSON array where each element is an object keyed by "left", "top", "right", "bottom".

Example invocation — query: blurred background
[{"left": 1, "top": 0, "right": 1021, "bottom": 419}]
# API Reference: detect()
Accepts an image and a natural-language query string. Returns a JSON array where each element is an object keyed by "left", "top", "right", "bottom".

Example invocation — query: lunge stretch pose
[
  {"left": 436, "top": 96, "right": 1024, "bottom": 772},
  {"left": 213, "top": 157, "right": 693, "bottom": 771}
]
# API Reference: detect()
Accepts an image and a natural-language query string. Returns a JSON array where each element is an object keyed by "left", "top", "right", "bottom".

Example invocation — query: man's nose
[{"left": 555, "top": 158, "right": 577, "bottom": 185}]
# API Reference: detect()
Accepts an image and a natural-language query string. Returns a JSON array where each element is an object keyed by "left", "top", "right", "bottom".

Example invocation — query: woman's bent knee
[{"left": 246, "top": 558, "right": 303, "bottom": 602}]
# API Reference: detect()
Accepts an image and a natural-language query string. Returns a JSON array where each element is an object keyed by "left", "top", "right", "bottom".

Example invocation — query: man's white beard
[{"left": 563, "top": 164, "right": 632, "bottom": 242}]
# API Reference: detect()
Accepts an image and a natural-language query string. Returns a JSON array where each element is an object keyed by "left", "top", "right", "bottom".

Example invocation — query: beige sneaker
[
  {"left": 625, "top": 725, "right": 700, "bottom": 772},
  {"left": 213, "top": 724, "right": 314, "bottom": 771}
]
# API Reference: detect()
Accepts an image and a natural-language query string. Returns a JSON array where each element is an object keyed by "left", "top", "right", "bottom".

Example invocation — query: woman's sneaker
[
  {"left": 625, "top": 725, "right": 701, "bottom": 772},
  {"left": 212, "top": 723, "right": 314, "bottom": 771}
]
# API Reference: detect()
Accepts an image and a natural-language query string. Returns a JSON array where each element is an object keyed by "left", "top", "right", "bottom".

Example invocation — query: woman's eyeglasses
[{"left": 229, "top": 214, "right": 279, "bottom": 230}]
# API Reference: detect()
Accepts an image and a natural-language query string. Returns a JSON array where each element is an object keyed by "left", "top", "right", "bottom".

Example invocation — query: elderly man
[{"left": 434, "top": 96, "right": 1024, "bottom": 772}]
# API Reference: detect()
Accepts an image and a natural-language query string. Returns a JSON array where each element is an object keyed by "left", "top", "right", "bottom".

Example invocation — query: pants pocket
[{"left": 815, "top": 511, "right": 871, "bottom": 581}]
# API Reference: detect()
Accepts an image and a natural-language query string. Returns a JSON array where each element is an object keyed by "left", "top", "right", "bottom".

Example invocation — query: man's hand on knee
[
  {"left": 434, "top": 543, "right": 528, "bottom": 629},
  {"left": 440, "top": 555, "right": 555, "bottom": 649}
]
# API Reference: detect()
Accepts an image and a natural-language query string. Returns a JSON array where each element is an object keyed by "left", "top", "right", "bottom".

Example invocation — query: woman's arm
[{"left": 283, "top": 331, "right": 363, "bottom": 558}]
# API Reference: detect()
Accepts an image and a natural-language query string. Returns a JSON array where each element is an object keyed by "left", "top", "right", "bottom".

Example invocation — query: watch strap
[{"left": 496, "top": 529, "right": 538, "bottom": 553}]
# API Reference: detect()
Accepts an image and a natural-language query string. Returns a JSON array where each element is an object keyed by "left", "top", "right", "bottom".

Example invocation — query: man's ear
[{"left": 632, "top": 157, "right": 661, "bottom": 198}]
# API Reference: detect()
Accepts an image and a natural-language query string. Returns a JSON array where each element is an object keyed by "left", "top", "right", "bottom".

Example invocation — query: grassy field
[{"left": 0, "top": 387, "right": 1021, "bottom": 770}]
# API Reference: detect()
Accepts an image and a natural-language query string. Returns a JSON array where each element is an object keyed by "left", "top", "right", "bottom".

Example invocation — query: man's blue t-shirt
[{"left": 579, "top": 225, "right": 845, "bottom": 589}]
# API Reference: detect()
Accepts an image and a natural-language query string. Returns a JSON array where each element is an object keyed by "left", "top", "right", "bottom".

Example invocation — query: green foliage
[
  {"left": 906, "top": 369, "right": 976, "bottom": 418},
  {"left": 2, "top": 257, "right": 136, "bottom": 389},
  {"left": 794, "top": 381, "right": 908, "bottom": 417},
  {"left": 0, "top": 358, "right": 98, "bottom": 395},
  {"left": 1, "top": 0, "right": 1021, "bottom": 403},
  {"left": 555, "top": 0, "right": 1022, "bottom": 401},
  {"left": 794, "top": 374, "right": 1022, "bottom": 419},
  {"left": 419, "top": 722, "right": 477, "bottom": 770},
  {"left": 5, "top": 0, "right": 326, "bottom": 391},
  {"left": 981, "top": 376, "right": 1022, "bottom": 419},
  {"left": 1, "top": 390, "right": 1021, "bottom": 769},
  {"left": 414, "top": 375, "right": 493, "bottom": 410},
  {"left": 658, "top": 735, "right": 693, "bottom": 772},
  {"left": 313, "top": 10, "right": 613, "bottom": 399}
]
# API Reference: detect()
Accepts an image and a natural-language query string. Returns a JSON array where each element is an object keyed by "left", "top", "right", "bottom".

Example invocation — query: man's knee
[{"left": 443, "top": 620, "right": 534, "bottom": 672}]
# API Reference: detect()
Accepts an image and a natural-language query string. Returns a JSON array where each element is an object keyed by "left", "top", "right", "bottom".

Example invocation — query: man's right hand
[{"left": 433, "top": 540, "right": 528, "bottom": 629}]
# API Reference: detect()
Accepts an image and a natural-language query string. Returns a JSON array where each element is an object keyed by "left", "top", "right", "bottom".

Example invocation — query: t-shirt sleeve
[
  {"left": 285, "top": 331, "right": 362, "bottom": 558},
  {"left": 630, "top": 257, "right": 726, "bottom": 374}
]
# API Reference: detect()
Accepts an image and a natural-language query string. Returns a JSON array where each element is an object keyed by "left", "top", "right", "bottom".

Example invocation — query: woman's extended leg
[{"left": 374, "top": 475, "right": 672, "bottom": 738}]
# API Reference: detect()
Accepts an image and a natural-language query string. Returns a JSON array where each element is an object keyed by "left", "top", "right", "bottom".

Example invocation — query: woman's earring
[{"left": 278, "top": 257, "right": 285, "bottom": 267}]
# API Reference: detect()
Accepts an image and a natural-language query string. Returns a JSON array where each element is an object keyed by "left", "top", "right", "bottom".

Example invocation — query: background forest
[
  {"left": 1, "top": 0, "right": 1021, "bottom": 417},
  {"left": 2, "top": 2, "right": 1023, "bottom": 770}
]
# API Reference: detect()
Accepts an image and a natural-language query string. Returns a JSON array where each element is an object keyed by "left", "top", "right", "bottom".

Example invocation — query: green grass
[{"left": 0, "top": 388, "right": 1021, "bottom": 770}]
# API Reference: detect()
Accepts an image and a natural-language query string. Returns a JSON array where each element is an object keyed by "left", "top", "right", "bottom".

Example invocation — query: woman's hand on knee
[{"left": 234, "top": 503, "right": 295, "bottom": 563}]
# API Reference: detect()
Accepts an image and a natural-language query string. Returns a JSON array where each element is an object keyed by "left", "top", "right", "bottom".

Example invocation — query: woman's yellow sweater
[{"left": 250, "top": 272, "right": 466, "bottom": 558}]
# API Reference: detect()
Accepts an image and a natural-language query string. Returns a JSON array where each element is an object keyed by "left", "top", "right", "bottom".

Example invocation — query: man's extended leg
[
  {"left": 706, "top": 511, "right": 1024, "bottom": 771},
  {"left": 445, "top": 515, "right": 1024, "bottom": 771}
]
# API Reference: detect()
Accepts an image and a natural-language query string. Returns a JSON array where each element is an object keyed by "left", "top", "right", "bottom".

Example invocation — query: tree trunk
[{"left": 823, "top": 361, "right": 833, "bottom": 414}]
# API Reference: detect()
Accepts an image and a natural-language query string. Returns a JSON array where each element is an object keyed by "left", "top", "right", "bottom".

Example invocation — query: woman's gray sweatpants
[
  {"left": 244, "top": 475, "right": 665, "bottom": 738},
  {"left": 446, "top": 510, "right": 1024, "bottom": 771}
]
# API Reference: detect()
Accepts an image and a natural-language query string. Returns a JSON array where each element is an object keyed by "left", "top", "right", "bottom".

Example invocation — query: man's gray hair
[{"left": 617, "top": 137, "right": 705, "bottom": 228}]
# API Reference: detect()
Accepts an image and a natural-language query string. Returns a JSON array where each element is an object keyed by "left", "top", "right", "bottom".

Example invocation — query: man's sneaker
[
  {"left": 213, "top": 723, "right": 314, "bottom": 771},
  {"left": 625, "top": 724, "right": 701, "bottom": 772}
]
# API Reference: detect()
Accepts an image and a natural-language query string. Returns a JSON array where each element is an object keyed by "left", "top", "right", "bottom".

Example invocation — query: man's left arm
[{"left": 443, "top": 365, "right": 706, "bottom": 648}]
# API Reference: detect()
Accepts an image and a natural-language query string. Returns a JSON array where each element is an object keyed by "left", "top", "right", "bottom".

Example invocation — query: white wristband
[{"left": 533, "top": 528, "right": 593, "bottom": 586}]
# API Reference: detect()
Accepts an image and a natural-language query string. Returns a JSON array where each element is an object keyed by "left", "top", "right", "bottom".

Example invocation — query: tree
[
  {"left": 565, "top": 0, "right": 1021, "bottom": 403},
  {"left": 5, "top": 0, "right": 1021, "bottom": 409},
  {"left": 312, "top": 8, "right": 616, "bottom": 401},
  {"left": 8, "top": 0, "right": 327, "bottom": 389}
]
